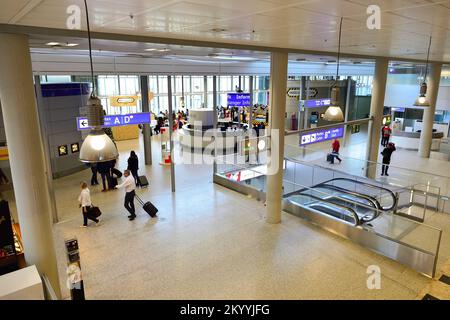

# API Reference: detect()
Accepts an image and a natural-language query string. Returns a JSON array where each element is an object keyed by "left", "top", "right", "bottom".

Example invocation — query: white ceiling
[{"left": 1, "top": 0, "right": 450, "bottom": 62}]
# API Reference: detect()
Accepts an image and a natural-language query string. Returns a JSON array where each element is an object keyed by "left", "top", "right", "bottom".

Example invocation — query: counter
[{"left": 391, "top": 131, "right": 444, "bottom": 151}]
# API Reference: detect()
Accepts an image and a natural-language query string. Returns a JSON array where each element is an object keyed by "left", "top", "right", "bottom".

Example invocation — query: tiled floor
[
  {"left": 37, "top": 132, "right": 449, "bottom": 300},
  {"left": 3, "top": 130, "right": 449, "bottom": 299}
]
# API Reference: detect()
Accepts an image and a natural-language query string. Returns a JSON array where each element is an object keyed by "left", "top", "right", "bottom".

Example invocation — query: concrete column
[
  {"left": 365, "top": 58, "right": 389, "bottom": 179},
  {"left": 213, "top": 75, "right": 218, "bottom": 174},
  {"left": 249, "top": 75, "right": 254, "bottom": 128},
  {"left": 418, "top": 63, "right": 442, "bottom": 158},
  {"left": 203, "top": 75, "right": 208, "bottom": 108},
  {"left": 140, "top": 75, "right": 152, "bottom": 165},
  {"left": 167, "top": 75, "right": 175, "bottom": 192},
  {"left": 266, "top": 52, "right": 288, "bottom": 224},
  {"left": 0, "top": 33, "right": 61, "bottom": 297}
]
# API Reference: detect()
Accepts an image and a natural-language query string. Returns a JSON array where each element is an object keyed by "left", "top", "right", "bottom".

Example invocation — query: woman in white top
[{"left": 78, "top": 182, "right": 99, "bottom": 227}]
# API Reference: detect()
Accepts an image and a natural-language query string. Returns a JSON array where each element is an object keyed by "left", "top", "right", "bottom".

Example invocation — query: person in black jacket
[
  {"left": 127, "top": 151, "right": 140, "bottom": 187},
  {"left": 381, "top": 142, "right": 396, "bottom": 176},
  {"left": 97, "top": 161, "right": 112, "bottom": 192}
]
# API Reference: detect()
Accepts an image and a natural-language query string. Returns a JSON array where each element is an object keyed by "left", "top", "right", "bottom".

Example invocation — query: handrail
[
  {"left": 313, "top": 184, "right": 381, "bottom": 210},
  {"left": 289, "top": 193, "right": 361, "bottom": 226},
  {"left": 318, "top": 178, "right": 398, "bottom": 211}
]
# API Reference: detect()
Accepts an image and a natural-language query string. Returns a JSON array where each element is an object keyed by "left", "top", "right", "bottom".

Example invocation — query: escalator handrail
[
  {"left": 292, "top": 193, "right": 361, "bottom": 226},
  {"left": 313, "top": 184, "right": 381, "bottom": 211},
  {"left": 316, "top": 178, "right": 397, "bottom": 211}
]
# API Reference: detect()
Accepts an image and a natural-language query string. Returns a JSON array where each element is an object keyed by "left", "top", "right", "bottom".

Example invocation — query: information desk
[{"left": 390, "top": 131, "right": 444, "bottom": 151}]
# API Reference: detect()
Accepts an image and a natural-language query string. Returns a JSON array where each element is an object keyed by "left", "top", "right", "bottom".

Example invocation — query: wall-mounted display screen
[{"left": 300, "top": 126, "right": 344, "bottom": 146}]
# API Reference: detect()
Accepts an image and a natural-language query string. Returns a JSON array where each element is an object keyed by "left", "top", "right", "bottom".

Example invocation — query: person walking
[
  {"left": 381, "top": 124, "right": 392, "bottom": 147},
  {"left": 115, "top": 170, "right": 137, "bottom": 221},
  {"left": 381, "top": 142, "right": 396, "bottom": 176},
  {"left": 330, "top": 138, "right": 342, "bottom": 164},
  {"left": 97, "top": 161, "right": 112, "bottom": 192},
  {"left": 78, "top": 182, "right": 99, "bottom": 227},
  {"left": 127, "top": 151, "right": 140, "bottom": 187},
  {"left": 88, "top": 163, "right": 98, "bottom": 186}
]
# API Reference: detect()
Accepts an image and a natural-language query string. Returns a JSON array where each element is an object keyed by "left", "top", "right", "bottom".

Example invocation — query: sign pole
[{"left": 167, "top": 75, "right": 176, "bottom": 193}]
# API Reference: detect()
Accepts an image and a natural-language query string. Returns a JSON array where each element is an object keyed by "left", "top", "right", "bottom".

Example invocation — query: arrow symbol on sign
[{"left": 81, "top": 120, "right": 88, "bottom": 127}]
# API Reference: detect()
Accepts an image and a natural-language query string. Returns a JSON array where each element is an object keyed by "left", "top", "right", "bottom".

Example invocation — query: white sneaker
[{"left": 80, "top": 225, "right": 87, "bottom": 228}]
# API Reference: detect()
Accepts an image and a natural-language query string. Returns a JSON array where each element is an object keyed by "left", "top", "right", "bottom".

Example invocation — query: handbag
[{"left": 89, "top": 206, "right": 102, "bottom": 218}]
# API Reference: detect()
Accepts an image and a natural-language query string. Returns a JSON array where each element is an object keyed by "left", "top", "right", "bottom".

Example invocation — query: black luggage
[
  {"left": 109, "top": 177, "right": 118, "bottom": 189},
  {"left": 88, "top": 206, "right": 102, "bottom": 218},
  {"left": 138, "top": 175, "right": 149, "bottom": 188},
  {"left": 135, "top": 194, "right": 158, "bottom": 217},
  {"left": 111, "top": 168, "right": 122, "bottom": 178},
  {"left": 326, "top": 153, "right": 333, "bottom": 162}
]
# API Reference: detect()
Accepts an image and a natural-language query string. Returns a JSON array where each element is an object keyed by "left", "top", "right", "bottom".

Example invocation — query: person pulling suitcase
[{"left": 115, "top": 170, "right": 137, "bottom": 221}]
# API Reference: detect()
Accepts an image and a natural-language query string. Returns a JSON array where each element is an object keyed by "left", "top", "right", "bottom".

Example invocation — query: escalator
[{"left": 284, "top": 178, "right": 398, "bottom": 226}]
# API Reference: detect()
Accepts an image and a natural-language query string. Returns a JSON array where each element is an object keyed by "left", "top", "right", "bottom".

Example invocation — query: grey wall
[{"left": 37, "top": 83, "right": 90, "bottom": 178}]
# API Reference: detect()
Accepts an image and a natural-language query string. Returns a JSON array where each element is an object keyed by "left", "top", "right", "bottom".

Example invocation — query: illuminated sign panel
[
  {"left": 300, "top": 126, "right": 344, "bottom": 146},
  {"left": 303, "top": 98, "right": 331, "bottom": 108},
  {"left": 227, "top": 93, "right": 251, "bottom": 107}
]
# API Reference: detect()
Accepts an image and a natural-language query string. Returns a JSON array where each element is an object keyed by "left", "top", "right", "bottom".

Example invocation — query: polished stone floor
[{"left": 40, "top": 132, "right": 450, "bottom": 300}]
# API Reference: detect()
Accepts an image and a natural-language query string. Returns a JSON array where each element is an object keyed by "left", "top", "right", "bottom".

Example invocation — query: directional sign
[
  {"left": 303, "top": 98, "right": 331, "bottom": 108},
  {"left": 227, "top": 93, "right": 251, "bottom": 107},
  {"left": 300, "top": 126, "right": 344, "bottom": 146},
  {"left": 77, "top": 112, "right": 151, "bottom": 131}
]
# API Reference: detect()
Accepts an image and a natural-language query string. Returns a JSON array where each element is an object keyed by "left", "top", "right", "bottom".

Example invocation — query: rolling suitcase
[
  {"left": 135, "top": 194, "right": 158, "bottom": 217},
  {"left": 138, "top": 175, "right": 149, "bottom": 188}
]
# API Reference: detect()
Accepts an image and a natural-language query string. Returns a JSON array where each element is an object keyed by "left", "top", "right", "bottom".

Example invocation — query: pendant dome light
[
  {"left": 323, "top": 17, "right": 345, "bottom": 122},
  {"left": 79, "top": 0, "right": 118, "bottom": 163},
  {"left": 413, "top": 36, "right": 432, "bottom": 107}
]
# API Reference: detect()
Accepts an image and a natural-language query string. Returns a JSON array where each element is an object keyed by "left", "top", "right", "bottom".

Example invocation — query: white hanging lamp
[
  {"left": 324, "top": 17, "right": 345, "bottom": 122},
  {"left": 79, "top": 0, "right": 118, "bottom": 163},
  {"left": 413, "top": 36, "right": 432, "bottom": 107}
]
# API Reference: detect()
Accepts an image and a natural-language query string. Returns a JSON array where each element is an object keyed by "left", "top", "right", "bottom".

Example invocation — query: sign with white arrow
[{"left": 76, "top": 112, "right": 151, "bottom": 131}]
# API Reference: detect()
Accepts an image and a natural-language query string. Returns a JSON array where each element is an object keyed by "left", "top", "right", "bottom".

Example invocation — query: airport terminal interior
[{"left": 1, "top": 0, "right": 450, "bottom": 300}]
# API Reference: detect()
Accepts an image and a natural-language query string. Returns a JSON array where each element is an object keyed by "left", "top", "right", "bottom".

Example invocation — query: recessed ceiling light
[
  {"left": 145, "top": 48, "right": 158, "bottom": 51},
  {"left": 66, "top": 43, "right": 79, "bottom": 47},
  {"left": 46, "top": 42, "right": 60, "bottom": 46},
  {"left": 158, "top": 48, "right": 170, "bottom": 52}
]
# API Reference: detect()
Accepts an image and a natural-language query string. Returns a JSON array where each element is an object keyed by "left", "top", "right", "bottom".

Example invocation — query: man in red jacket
[
  {"left": 381, "top": 125, "right": 392, "bottom": 147},
  {"left": 329, "top": 139, "right": 342, "bottom": 164}
]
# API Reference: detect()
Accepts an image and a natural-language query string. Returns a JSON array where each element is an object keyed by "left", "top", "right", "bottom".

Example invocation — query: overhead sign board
[
  {"left": 227, "top": 93, "right": 251, "bottom": 107},
  {"left": 303, "top": 98, "right": 331, "bottom": 108},
  {"left": 300, "top": 126, "right": 344, "bottom": 146},
  {"left": 109, "top": 95, "right": 139, "bottom": 107},
  {"left": 77, "top": 112, "right": 151, "bottom": 131}
]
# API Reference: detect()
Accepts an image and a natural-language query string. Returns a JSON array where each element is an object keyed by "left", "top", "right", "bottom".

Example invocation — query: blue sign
[
  {"left": 227, "top": 93, "right": 251, "bottom": 107},
  {"left": 300, "top": 126, "right": 344, "bottom": 146},
  {"left": 77, "top": 112, "right": 151, "bottom": 131},
  {"left": 303, "top": 98, "right": 331, "bottom": 108}
]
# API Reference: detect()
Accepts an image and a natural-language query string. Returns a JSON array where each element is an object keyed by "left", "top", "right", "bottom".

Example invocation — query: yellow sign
[
  {"left": 0, "top": 147, "right": 8, "bottom": 161},
  {"left": 109, "top": 95, "right": 139, "bottom": 107}
]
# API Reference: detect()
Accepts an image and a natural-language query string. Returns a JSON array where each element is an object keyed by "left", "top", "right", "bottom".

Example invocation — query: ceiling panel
[
  {"left": 1, "top": 0, "right": 449, "bottom": 62},
  {"left": 0, "top": 0, "right": 30, "bottom": 23}
]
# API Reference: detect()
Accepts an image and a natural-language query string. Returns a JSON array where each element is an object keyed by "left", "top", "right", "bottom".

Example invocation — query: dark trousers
[
  {"left": 82, "top": 206, "right": 98, "bottom": 226},
  {"left": 124, "top": 190, "right": 136, "bottom": 216},
  {"left": 90, "top": 167, "right": 98, "bottom": 185},
  {"left": 381, "top": 136, "right": 390, "bottom": 147},
  {"left": 130, "top": 170, "right": 140, "bottom": 186},
  {"left": 330, "top": 152, "right": 342, "bottom": 164},
  {"left": 381, "top": 161, "right": 390, "bottom": 175},
  {"left": 100, "top": 172, "right": 112, "bottom": 190}
]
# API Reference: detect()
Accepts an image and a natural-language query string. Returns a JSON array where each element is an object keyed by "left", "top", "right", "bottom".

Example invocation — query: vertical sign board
[
  {"left": 0, "top": 201, "right": 16, "bottom": 260},
  {"left": 65, "top": 238, "right": 85, "bottom": 300},
  {"left": 300, "top": 126, "right": 345, "bottom": 146}
]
